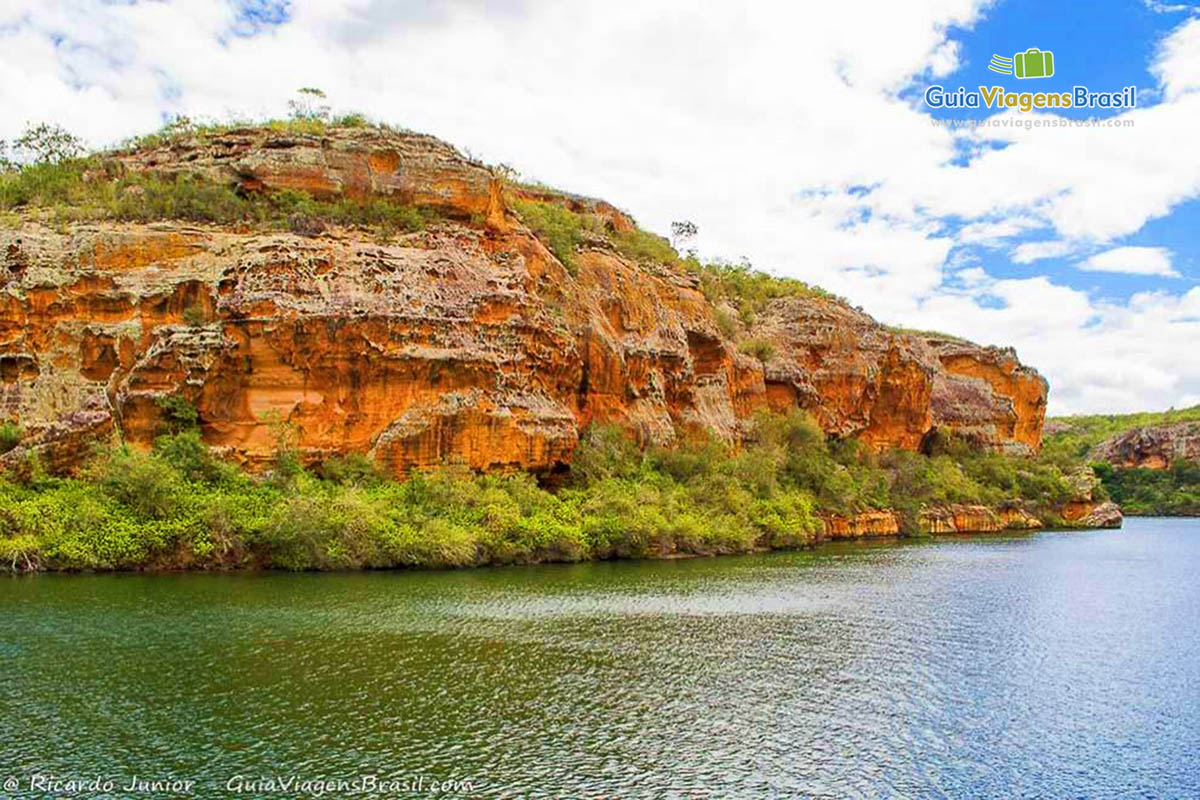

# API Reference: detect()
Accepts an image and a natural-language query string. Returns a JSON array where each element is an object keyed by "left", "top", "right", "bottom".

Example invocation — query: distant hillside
[
  {"left": 1043, "top": 406, "right": 1200, "bottom": 459},
  {"left": 1045, "top": 406, "right": 1200, "bottom": 516}
]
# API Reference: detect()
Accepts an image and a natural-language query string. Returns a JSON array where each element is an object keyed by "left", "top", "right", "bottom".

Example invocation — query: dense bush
[
  {"left": 1094, "top": 460, "right": 1200, "bottom": 516},
  {"left": 0, "top": 408, "right": 1092, "bottom": 573}
]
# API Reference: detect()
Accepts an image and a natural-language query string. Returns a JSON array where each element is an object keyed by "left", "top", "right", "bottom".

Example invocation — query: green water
[{"left": 2, "top": 518, "right": 1199, "bottom": 798}]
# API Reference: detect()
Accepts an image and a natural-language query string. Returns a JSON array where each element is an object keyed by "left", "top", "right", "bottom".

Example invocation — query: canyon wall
[
  {"left": 0, "top": 126, "right": 1048, "bottom": 477},
  {"left": 1089, "top": 422, "right": 1200, "bottom": 469}
]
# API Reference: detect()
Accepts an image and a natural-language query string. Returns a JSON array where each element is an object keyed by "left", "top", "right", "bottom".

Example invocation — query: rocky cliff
[
  {"left": 818, "top": 495, "right": 1119, "bottom": 542},
  {"left": 1089, "top": 422, "right": 1200, "bottom": 469},
  {"left": 0, "top": 125, "right": 1048, "bottom": 477}
]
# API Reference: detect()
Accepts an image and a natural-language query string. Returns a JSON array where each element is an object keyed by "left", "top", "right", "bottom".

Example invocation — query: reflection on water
[{"left": 2, "top": 520, "right": 1198, "bottom": 798}]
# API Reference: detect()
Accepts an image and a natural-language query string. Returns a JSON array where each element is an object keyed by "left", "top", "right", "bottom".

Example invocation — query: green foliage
[
  {"left": 713, "top": 308, "right": 738, "bottom": 338},
  {"left": 0, "top": 159, "right": 428, "bottom": 236},
  {"left": 610, "top": 228, "right": 678, "bottom": 265},
  {"left": 318, "top": 453, "right": 383, "bottom": 487},
  {"left": 89, "top": 445, "right": 182, "bottom": 520},
  {"left": 1043, "top": 406, "right": 1200, "bottom": 463},
  {"left": 1095, "top": 459, "right": 1200, "bottom": 516},
  {"left": 738, "top": 337, "right": 777, "bottom": 364},
  {"left": 156, "top": 395, "right": 199, "bottom": 433},
  {"left": 182, "top": 305, "right": 207, "bottom": 327},
  {"left": 0, "top": 157, "right": 94, "bottom": 209},
  {"left": 12, "top": 123, "right": 85, "bottom": 165},
  {"left": 683, "top": 256, "right": 842, "bottom": 318},
  {"left": 886, "top": 326, "right": 971, "bottom": 344},
  {"left": 1044, "top": 406, "right": 1200, "bottom": 513},
  {"left": 0, "top": 407, "right": 1092, "bottom": 573},
  {"left": 287, "top": 87, "right": 331, "bottom": 122},
  {"left": 154, "top": 431, "right": 235, "bottom": 484},
  {"left": 331, "top": 113, "right": 371, "bottom": 128},
  {"left": 0, "top": 422, "right": 19, "bottom": 454},
  {"left": 513, "top": 198, "right": 584, "bottom": 275}
]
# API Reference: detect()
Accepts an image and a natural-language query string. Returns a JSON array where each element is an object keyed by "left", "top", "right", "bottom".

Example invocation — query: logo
[
  {"left": 924, "top": 42, "right": 1134, "bottom": 113},
  {"left": 989, "top": 48, "right": 1055, "bottom": 79}
]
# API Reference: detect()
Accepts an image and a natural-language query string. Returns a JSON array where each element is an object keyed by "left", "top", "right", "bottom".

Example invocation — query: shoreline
[{"left": 2, "top": 502, "right": 1123, "bottom": 575}]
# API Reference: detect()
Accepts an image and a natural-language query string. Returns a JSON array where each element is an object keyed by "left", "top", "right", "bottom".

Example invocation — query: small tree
[
  {"left": 288, "top": 87, "right": 331, "bottom": 122},
  {"left": 0, "top": 140, "right": 15, "bottom": 172},
  {"left": 13, "top": 123, "right": 84, "bottom": 165},
  {"left": 670, "top": 220, "right": 698, "bottom": 250}
]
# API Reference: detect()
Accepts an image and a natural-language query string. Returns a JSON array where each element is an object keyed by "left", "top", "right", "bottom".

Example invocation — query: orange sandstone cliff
[{"left": 0, "top": 126, "right": 1049, "bottom": 476}]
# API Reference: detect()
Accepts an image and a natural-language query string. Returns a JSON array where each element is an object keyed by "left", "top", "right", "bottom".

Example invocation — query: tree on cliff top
[
  {"left": 288, "top": 87, "right": 331, "bottom": 122},
  {"left": 12, "top": 123, "right": 84, "bottom": 165}
]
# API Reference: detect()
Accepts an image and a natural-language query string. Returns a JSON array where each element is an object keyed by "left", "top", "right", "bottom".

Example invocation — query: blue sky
[
  {"left": 926, "top": 0, "right": 1198, "bottom": 297},
  {"left": 1, "top": 0, "right": 1199, "bottom": 414}
]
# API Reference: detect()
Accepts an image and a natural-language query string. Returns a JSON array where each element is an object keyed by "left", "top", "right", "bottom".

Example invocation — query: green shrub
[
  {"left": 89, "top": 445, "right": 182, "bottom": 520},
  {"left": 713, "top": 308, "right": 737, "bottom": 338},
  {"left": 2, "top": 159, "right": 428, "bottom": 236},
  {"left": 0, "top": 422, "right": 19, "bottom": 454},
  {"left": 0, "top": 406, "right": 1102, "bottom": 572},
  {"left": 318, "top": 453, "right": 383, "bottom": 487},
  {"left": 611, "top": 228, "right": 678, "bottom": 264},
  {"left": 182, "top": 305, "right": 207, "bottom": 327},
  {"left": 1097, "top": 459, "right": 1200, "bottom": 515},
  {"left": 156, "top": 395, "right": 199, "bottom": 433},
  {"left": 739, "top": 338, "right": 776, "bottom": 364},
  {"left": 512, "top": 199, "right": 583, "bottom": 275},
  {"left": 683, "top": 256, "right": 842, "bottom": 316},
  {"left": 0, "top": 157, "right": 94, "bottom": 210}
]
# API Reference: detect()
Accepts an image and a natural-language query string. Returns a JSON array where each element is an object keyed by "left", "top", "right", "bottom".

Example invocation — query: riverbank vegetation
[
  {"left": 1092, "top": 460, "right": 1200, "bottom": 516},
  {"left": 0, "top": 406, "right": 1090, "bottom": 573}
]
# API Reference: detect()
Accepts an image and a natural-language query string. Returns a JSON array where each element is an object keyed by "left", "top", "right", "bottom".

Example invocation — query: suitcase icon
[{"left": 1014, "top": 48, "right": 1054, "bottom": 79}]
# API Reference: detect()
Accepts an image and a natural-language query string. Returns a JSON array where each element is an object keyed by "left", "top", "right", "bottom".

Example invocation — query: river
[{"left": 2, "top": 517, "right": 1197, "bottom": 798}]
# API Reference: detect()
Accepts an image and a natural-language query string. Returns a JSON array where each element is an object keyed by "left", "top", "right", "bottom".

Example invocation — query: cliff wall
[
  {"left": 1089, "top": 422, "right": 1200, "bottom": 469},
  {"left": 0, "top": 126, "right": 1049, "bottom": 477}
]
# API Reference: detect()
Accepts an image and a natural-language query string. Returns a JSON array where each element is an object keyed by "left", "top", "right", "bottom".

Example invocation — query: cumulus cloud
[
  {"left": 1012, "top": 240, "right": 1075, "bottom": 264},
  {"left": 0, "top": 0, "right": 1198, "bottom": 414},
  {"left": 1080, "top": 247, "right": 1179, "bottom": 277}
]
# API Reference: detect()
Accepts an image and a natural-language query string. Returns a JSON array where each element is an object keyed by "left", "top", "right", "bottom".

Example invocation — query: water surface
[{"left": 2, "top": 518, "right": 1198, "bottom": 798}]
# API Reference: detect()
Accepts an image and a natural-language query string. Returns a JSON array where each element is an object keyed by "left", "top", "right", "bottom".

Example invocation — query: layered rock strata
[{"left": 1, "top": 126, "right": 1049, "bottom": 477}]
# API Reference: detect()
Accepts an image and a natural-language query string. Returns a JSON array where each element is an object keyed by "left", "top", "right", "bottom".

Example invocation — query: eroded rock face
[
  {"left": 817, "top": 499, "right": 1115, "bottom": 540},
  {"left": 919, "top": 504, "right": 1042, "bottom": 534},
  {"left": 0, "top": 126, "right": 1049, "bottom": 476},
  {"left": 1089, "top": 422, "right": 1200, "bottom": 469},
  {"left": 755, "top": 303, "right": 1047, "bottom": 454},
  {"left": 1061, "top": 467, "right": 1124, "bottom": 529}
]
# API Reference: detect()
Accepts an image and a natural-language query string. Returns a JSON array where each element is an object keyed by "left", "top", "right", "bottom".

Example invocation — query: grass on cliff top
[
  {"left": 0, "top": 406, "right": 1090, "bottom": 573},
  {"left": 121, "top": 114, "right": 410, "bottom": 151},
  {"left": 885, "top": 325, "right": 973, "bottom": 345},
  {"left": 0, "top": 157, "right": 429, "bottom": 239},
  {"left": 510, "top": 195, "right": 842, "bottom": 316}
]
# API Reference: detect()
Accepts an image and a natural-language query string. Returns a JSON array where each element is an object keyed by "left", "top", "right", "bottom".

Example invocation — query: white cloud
[
  {"left": 1080, "top": 246, "right": 1179, "bottom": 277},
  {"left": 1, "top": 0, "right": 1199, "bottom": 415},
  {"left": 1012, "top": 240, "right": 1075, "bottom": 264}
]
